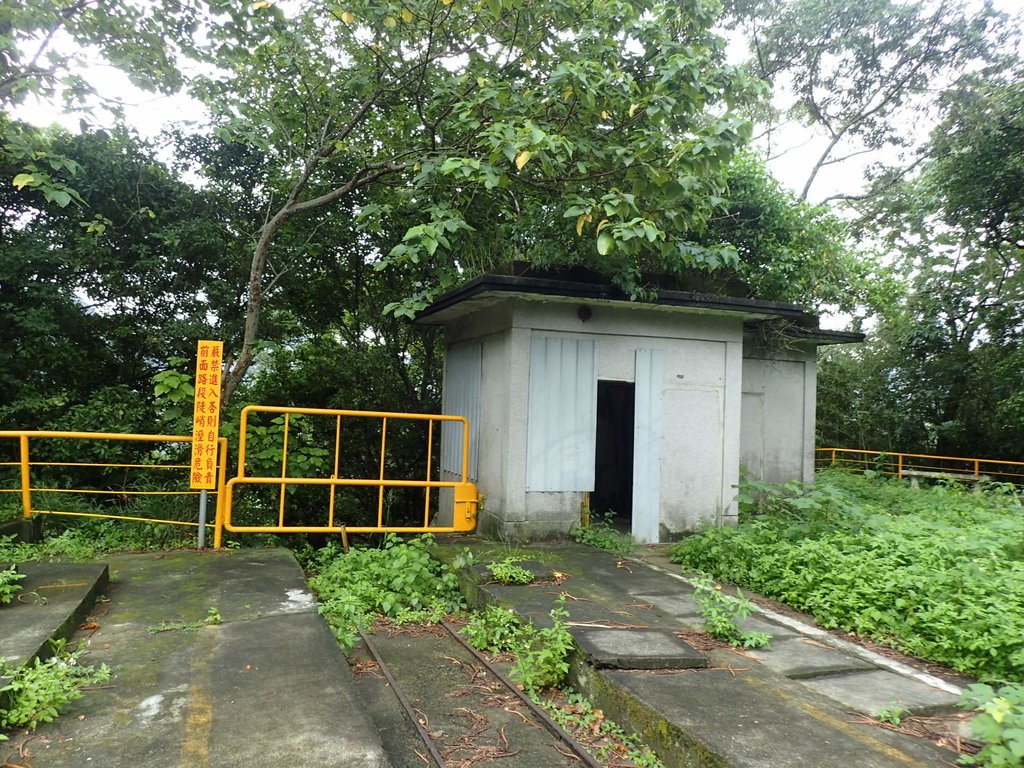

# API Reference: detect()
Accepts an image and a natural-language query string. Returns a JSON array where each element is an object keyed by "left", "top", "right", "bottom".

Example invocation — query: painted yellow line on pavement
[{"left": 180, "top": 629, "right": 217, "bottom": 768}]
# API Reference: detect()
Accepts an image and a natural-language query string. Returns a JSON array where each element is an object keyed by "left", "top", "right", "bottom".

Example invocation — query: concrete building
[{"left": 416, "top": 270, "right": 860, "bottom": 543}]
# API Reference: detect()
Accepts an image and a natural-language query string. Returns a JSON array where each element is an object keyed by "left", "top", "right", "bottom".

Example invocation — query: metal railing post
[
  {"left": 214, "top": 437, "right": 228, "bottom": 549},
  {"left": 19, "top": 434, "right": 31, "bottom": 518},
  {"left": 278, "top": 413, "right": 290, "bottom": 527},
  {"left": 197, "top": 490, "right": 208, "bottom": 549},
  {"left": 377, "top": 418, "right": 388, "bottom": 527}
]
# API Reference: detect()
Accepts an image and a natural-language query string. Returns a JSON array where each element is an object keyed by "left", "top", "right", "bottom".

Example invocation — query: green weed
[
  {"left": 462, "top": 599, "right": 575, "bottom": 689},
  {"left": 538, "top": 690, "right": 665, "bottom": 768},
  {"left": 691, "top": 575, "right": 771, "bottom": 649},
  {"left": 959, "top": 683, "right": 1024, "bottom": 766},
  {"left": 147, "top": 606, "right": 221, "bottom": 634},
  {"left": 0, "top": 565, "right": 25, "bottom": 605},
  {"left": 307, "top": 534, "right": 463, "bottom": 651},
  {"left": 462, "top": 605, "right": 528, "bottom": 654},
  {"left": 486, "top": 557, "right": 534, "bottom": 585},
  {"left": 875, "top": 703, "right": 911, "bottom": 726},
  {"left": 511, "top": 596, "right": 575, "bottom": 692},
  {"left": 0, "top": 639, "right": 111, "bottom": 737},
  {"left": 0, "top": 519, "right": 192, "bottom": 564},
  {"left": 572, "top": 511, "right": 636, "bottom": 556}
]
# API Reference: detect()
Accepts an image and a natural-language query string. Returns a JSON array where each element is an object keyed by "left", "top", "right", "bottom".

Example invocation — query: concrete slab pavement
[
  {"left": 0, "top": 562, "right": 109, "bottom": 669},
  {"left": 435, "top": 537, "right": 965, "bottom": 768},
  {"left": 3, "top": 549, "right": 389, "bottom": 768}
]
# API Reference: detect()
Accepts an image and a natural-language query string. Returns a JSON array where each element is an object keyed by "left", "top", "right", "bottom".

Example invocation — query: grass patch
[{"left": 670, "top": 470, "right": 1024, "bottom": 683}]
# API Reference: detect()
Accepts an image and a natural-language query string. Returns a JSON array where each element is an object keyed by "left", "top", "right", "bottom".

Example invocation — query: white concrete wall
[
  {"left": 740, "top": 341, "right": 817, "bottom": 485},
  {"left": 442, "top": 298, "right": 746, "bottom": 540}
]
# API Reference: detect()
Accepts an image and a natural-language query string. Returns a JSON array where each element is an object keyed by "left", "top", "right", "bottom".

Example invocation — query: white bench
[{"left": 902, "top": 470, "right": 990, "bottom": 492}]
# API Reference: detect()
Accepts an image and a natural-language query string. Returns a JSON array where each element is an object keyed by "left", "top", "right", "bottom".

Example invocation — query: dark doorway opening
[{"left": 592, "top": 380, "right": 635, "bottom": 529}]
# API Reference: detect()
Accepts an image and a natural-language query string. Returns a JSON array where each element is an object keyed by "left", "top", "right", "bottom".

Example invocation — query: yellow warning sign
[{"left": 190, "top": 340, "right": 223, "bottom": 489}]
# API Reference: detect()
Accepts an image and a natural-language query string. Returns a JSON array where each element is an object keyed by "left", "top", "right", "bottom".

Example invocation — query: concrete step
[
  {"left": 0, "top": 561, "right": 110, "bottom": 670},
  {"left": 0, "top": 561, "right": 109, "bottom": 714},
  {"left": 436, "top": 537, "right": 966, "bottom": 768},
  {"left": 1, "top": 550, "right": 390, "bottom": 767}
]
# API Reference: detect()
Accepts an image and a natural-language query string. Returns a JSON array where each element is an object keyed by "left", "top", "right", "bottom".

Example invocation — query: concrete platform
[
  {"left": 2, "top": 549, "right": 389, "bottom": 768},
  {"left": 0, "top": 562, "right": 109, "bottom": 669},
  {"left": 802, "top": 668, "right": 961, "bottom": 716},
  {"left": 746, "top": 636, "right": 876, "bottom": 679},
  {"left": 437, "top": 537, "right": 963, "bottom": 768},
  {"left": 573, "top": 627, "right": 706, "bottom": 670}
]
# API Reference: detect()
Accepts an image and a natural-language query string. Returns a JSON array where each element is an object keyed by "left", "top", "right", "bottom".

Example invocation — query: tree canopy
[
  {"left": 179, "top": 0, "right": 773, "bottom": 400},
  {"left": 4, "top": 0, "right": 1024, "bottom": 467}
]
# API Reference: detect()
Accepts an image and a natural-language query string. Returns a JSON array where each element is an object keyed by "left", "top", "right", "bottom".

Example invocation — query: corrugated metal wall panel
[
  {"left": 632, "top": 348, "right": 664, "bottom": 543},
  {"left": 441, "top": 341, "right": 482, "bottom": 480},
  {"left": 526, "top": 337, "right": 597, "bottom": 491}
]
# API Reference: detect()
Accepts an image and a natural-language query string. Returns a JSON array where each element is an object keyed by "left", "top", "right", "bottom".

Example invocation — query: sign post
[{"left": 190, "top": 340, "right": 223, "bottom": 548}]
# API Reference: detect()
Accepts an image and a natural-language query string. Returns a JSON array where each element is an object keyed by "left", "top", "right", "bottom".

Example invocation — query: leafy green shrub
[
  {"left": 308, "top": 534, "right": 463, "bottom": 650},
  {"left": 0, "top": 502, "right": 20, "bottom": 524},
  {"left": 512, "top": 596, "right": 575, "bottom": 692},
  {"left": 959, "top": 683, "right": 1024, "bottom": 766},
  {"left": 572, "top": 511, "right": 636, "bottom": 556},
  {"left": 486, "top": 558, "right": 534, "bottom": 585},
  {"left": 0, "top": 565, "right": 25, "bottom": 605},
  {"left": 463, "top": 605, "right": 528, "bottom": 654},
  {"left": 691, "top": 575, "right": 771, "bottom": 649},
  {"left": 672, "top": 471, "right": 1024, "bottom": 682},
  {"left": 0, "top": 640, "right": 111, "bottom": 735}
]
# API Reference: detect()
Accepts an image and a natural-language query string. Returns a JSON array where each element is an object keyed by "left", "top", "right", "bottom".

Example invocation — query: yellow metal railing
[
  {"left": 0, "top": 431, "right": 229, "bottom": 543},
  {"left": 815, "top": 447, "right": 1024, "bottom": 487},
  {"left": 220, "top": 406, "right": 479, "bottom": 544}
]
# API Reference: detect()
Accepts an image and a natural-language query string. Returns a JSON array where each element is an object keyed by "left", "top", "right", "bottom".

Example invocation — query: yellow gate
[
  {"left": 218, "top": 406, "right": 479, "bottom": 545},
  {"left": 0, "top": 430, "right": 228, "bottom": 540}
]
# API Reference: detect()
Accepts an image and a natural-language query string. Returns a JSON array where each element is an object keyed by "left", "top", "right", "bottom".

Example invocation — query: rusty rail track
[{"left": 357, "top": 622, "right": 602, "bottom": 768}]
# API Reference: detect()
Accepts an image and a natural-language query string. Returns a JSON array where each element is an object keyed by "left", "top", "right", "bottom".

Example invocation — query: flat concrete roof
[{"left": 414, "top": 273, "right": 864, "bottom": 345}]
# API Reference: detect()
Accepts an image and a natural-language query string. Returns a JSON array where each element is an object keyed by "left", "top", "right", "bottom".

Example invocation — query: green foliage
[
  {"left": 707, "top": 154, "right": 876, "bottom": 312},
  {"left": 538, "top": 690, "right": 665, "bottom": 768},
  {"left": 572, "top": 512, "right": 636, "bottom": 556},
  {"left": 875, "top": 703, "right": 910, "bottom": 726},
  {"left": 0, "top": 504, "right": 18, "bottom": 524},
  {"left": 0, "top": 565, "right": 25, "bottom": 605},
  {"left": 0, "top": 520, "right": 192, "bottom": 564},
  {"left": 1, "top": 125, "right": 239, "bottom": 431},
  {"left": 511, "top": 596, "right": 575, "bottom": 692},
  {"left": 308, "top": 535, "right": 463, "bottom": 651},
  {"left": 0, "top": 639, "right": 111, "bottom": 734},
  {"left": 959, "top": 683, "right": 1024, "bottom": 767},
  {"left": 486, "top": 558, "right": 534, "bottom": 585},
  {"left": 817, "top": 66, "right": 1024, "bottom": 462},
  {"left": 242, "top": 414, "right": 330, "bottom": 479},
  {"left": 180, "top": 0, "right": 774, "bottom": 396},
  {"left": 462, "top": 605, "right": 529, "bottom": 655},
  {"left": 672, "top": 471, "right": 1024, "bottom": 682},
  {"left": 691, "top": 575, "right": 771, "bottom": 649},
  {"left": 461, "top": 599, "right": 576, "bottom": 691},
  {"left": 152, "top": 363, "right": 196, "bottom": 430}
]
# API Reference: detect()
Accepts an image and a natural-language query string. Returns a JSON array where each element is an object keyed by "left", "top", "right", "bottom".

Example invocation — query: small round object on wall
[{"left": 577, "top": 305, "right": 592, "bottom": 322}]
